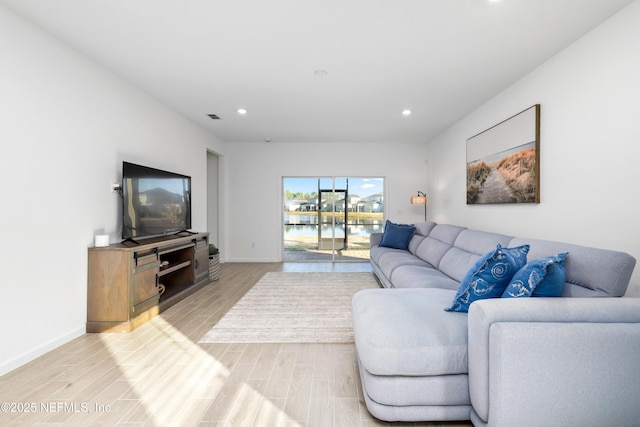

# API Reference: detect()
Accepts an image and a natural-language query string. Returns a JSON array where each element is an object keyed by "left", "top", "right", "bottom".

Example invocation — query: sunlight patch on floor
[{"left": 99, "top": 317, "right": 302, "bottom": 425}]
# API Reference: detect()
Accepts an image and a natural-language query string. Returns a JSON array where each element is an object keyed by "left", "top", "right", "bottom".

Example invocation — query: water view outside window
[{"left": 283, "top": 177, "right": 384, "bottom": 261}]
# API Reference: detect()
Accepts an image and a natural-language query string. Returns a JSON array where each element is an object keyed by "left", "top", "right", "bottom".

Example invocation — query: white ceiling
[{"left": 2, "top": 0, "right": 634, "bottom": 143}]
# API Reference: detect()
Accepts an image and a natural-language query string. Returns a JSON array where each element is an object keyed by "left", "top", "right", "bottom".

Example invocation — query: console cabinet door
[{"left": 132, "top": 251, "right": 160, "bottom": 313}]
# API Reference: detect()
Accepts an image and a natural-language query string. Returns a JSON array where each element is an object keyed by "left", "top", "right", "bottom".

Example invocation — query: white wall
[
  {"left": 425, "top": 0, "right": 640, "bottom": 296},
  {"left": 224, "top": 142, "right": 429, "bottom": 261},
  {"left": 0, "top": 6, "right": 225, "bottom": 375}
]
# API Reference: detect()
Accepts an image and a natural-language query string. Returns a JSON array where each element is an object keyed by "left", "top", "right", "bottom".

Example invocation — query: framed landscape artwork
[{"left": 466, "top": 104, "right": 540, "bottom": 204}]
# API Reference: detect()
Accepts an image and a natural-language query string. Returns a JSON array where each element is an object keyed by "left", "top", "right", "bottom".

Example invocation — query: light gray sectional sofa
[{"left": 352, "top": 221, "right": 640, "bottom": 426}]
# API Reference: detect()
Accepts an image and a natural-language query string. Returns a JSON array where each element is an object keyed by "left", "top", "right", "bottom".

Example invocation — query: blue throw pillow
[
  {"left": 446, "top": 244, "right": 530, "bottom": 313},
  {"left": 502, "top": 252, "right": 569, "bottom": 298},
  {"left": 379, "top": 220, "right": 416, "bottom": 250}
]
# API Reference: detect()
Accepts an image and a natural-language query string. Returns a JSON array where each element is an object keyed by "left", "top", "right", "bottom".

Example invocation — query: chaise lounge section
[{"left": 352, "top": 221, "right": 640, "bottom": 425}]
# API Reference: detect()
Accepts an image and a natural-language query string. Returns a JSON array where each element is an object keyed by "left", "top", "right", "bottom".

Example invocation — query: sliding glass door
[{"left": 283, "top": 177, "right": 384, "bottom": 262}]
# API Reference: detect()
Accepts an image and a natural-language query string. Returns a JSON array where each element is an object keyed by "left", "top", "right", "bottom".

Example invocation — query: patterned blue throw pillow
[
  {"left": 502, "top": 252, "right": 569, "bottom": 298},
  {"left": 379, "top": 220, "right": 416, "bottom": 250},
  {"left": 446, "top": 244, "right": 530, "bottom": 313}
]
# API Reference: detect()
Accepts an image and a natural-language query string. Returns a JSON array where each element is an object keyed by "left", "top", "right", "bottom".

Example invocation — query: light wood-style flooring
[{"left": 0, "top": 262, "right": 472, "bottom": 427}]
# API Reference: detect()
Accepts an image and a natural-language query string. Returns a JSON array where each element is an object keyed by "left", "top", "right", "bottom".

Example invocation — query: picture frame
[{"left": 466, "top": 104, "right": 540, "bottom": 204}]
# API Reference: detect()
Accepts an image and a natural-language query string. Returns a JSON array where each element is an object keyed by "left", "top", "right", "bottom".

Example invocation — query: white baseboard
[{"left": 0, "top": 326, "right": 85, "bottom": 377}]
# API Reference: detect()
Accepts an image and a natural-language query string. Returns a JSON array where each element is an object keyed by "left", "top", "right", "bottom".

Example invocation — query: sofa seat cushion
[
  {"left": 390, "top": 265, "right": 460, "bottom": 290},
  {"left": 370, "top": 245, "right": 407, "bottom": 265},
  {"left": 375, "top": 250, "right": 432, "bottom": 281},
  {"left": 352, "top": 288, "right": 468, "bottom": 377}
]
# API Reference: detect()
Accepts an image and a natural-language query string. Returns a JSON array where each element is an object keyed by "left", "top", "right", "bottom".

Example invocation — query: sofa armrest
[
  {"left": 468, "top": 298, "right": 640, "bottom": 426},
  {"left": 370, "top": 232, "right": 383, "bottom": 247}
]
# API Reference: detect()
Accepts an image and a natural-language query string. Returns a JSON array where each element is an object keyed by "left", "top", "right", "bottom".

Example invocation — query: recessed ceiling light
[
  {"left": 402, "top": 109, "right": 412, "bottom": 116},
  {"left": 237, "top": 108, "right": 247, "bottom": 115}
]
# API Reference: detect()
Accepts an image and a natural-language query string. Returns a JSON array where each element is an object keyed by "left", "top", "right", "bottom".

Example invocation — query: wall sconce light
[{"left": 410, "top": 191, "right": 427, "bottom": 221}]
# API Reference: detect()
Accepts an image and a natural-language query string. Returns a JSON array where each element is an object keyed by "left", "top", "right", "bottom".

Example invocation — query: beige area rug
[{"left": 198, "top": 272, "right": 379, "bottom": 343}]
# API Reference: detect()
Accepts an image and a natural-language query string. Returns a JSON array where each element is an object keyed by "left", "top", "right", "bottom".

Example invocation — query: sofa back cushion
[
  {"left": 509, "top": 237, "right": 636, "bottom": 297},
  {"left": 414, "top": 224, "right": 466, "bottom": 268},
  {"left": 408, "top": 234, "right": 426, "bottom": 255},
  {"left": 406, "top": 222, "right": 437, "bottom": 255},
  {"left": 438, "top": 230, "right": 514, "bottom": 283},
  {"left": 454, "top": 229, "right": 514, "bottom": 255},
  {"left": 414, "top": 221, "right": 437, "bottom": 237}
]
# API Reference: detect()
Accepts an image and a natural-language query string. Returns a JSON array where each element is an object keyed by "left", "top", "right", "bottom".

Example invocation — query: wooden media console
[{"left": 86, "top": 232, "right": 210, "bottom": 332}]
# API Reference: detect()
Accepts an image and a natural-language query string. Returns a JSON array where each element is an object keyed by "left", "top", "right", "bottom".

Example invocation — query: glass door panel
[
  {"left": 335, "top": 177, "right": 384, "bottom": 261},
  {"left": 284, "top": 177, "right": 384, "bottom": 261},
  {"left": 318, "top": 186, "right": 346, "bottom": 251},
  {"left": 334, "top": 178, "right": 347, "bottom": 252},
  {"left": 283, "top": 178, "right": 320, "bottom": 258}
]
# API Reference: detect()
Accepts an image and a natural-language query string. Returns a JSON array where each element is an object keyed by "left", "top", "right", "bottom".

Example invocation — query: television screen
[{"left": 122, "top": 162, "right": 192, "bottom": 240}]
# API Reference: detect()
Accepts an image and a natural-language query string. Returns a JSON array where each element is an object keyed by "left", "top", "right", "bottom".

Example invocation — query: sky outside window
[{"left": 284, "top": 177, "right": 383, "bottom": 198}]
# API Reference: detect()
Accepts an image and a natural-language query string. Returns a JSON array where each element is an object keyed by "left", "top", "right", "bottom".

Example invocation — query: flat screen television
[{"left": 122, "top": 161, "right": 192, "bottom": 240}]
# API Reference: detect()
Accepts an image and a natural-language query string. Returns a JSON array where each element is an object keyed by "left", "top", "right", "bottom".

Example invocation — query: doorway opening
[{"left": 283, "top": 177, "right": 384, "bottom": 262}]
